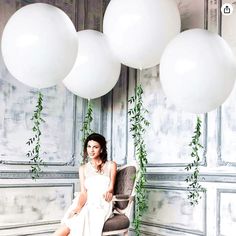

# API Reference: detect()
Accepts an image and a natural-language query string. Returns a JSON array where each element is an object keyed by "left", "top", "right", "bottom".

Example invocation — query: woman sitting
[{"left": 53, "top": 133, "right": 117, "bottom": 236}]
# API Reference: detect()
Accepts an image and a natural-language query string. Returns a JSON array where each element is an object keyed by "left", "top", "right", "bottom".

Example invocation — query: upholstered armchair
[{"left": 102, "top": 162, "right": 137, "bottom": 236}]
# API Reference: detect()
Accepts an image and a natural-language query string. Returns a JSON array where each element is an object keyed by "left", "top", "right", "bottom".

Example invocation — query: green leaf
[
  {"left": 185, "top": 116, "right": 206, "bottom": 206},
  {"left": 26, "top": 91, "right": 45, "bottom": 180},
  {"left": 128, "top": 83, "right": 149, "bottom": 235}
]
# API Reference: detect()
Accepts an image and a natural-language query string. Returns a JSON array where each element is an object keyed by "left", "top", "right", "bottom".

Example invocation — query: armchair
[{"left": 102, "top": 162, "right": 138, "bottom": 236}]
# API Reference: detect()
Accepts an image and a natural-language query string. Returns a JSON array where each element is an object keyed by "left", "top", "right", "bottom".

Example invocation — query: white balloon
[
  {"left": 103, "top": 0, "right": 180, "bottom": 69},
  {"left": 160, "top": 29, "right": 236, "bottom": 114},
  {"left": 63, "top": 30, "right": 121, "bottom": 99},
  {"left": 1, "top": 3, "right": 78, "bottom": 88}
]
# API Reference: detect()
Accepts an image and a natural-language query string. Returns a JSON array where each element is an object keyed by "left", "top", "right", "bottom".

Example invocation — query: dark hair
[{"left": 83, "top": 133, "right": 108, "bottom": 167}]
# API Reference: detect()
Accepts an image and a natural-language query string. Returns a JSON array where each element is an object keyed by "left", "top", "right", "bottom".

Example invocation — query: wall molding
[
  {"left": 215, "top": 0, "right": 236, "bottom": 167},
  {"left": 1, "top": 229, "right": 55, "bottom": 236},
  {"left": 147, "top": 110, "right": 208, "bottom": 168},
  {"left": 216, "top": 188, "right": 236, "bottom": 236},
  {"left": 217, "top": 106, "right": 236, "bottom": 166},
  {"left": 0, "top": 159, "right": 76, "bottom": 166},
  {"left": 0, "top": 220, "right": 59, "bottom": 231},
  {"left": 0, "top": 183, "right": 75, "bottom": 231},
  {"left": 17, "top": 229, "right": 55, "bottom": 236},
  {"left": 129, "top": 227, "right": 165, "bottom": 236},
  {"left": 1, "top": 170, "right": 236, "bottom": 182},
  {"left": 141, "top": 221, "right": 205, "bottom": 236},
  {"left": 146, "top": 172, "right": 236, "bottom": 183},
  {"left": 0, "top": 183, "right": 75, "bottom": 188},
  {"left": 0, "top": 171, "right": 78, "bottom": 179},
  {"left": 144, "top": 185, "right": 207, "bottom": 236},
  {"left": 0, "top": 91, "right": 77, "bottom": 167}
]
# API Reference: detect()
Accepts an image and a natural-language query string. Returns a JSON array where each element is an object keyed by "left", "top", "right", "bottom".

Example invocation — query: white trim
[{"left": 102, "top": 228, "right": 128, "bottom": 235}]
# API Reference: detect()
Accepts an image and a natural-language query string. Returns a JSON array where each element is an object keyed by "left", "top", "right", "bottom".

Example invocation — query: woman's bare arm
[
  {"left": 104, "top": 161, "right": 117, "bottom": 202},
  {"left": 70, "top": 165, "right": 87, "bottom": 216}
]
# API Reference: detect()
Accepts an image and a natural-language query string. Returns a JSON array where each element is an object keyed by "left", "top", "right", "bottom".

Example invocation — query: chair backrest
[{"left": 113, "top": 162, "right": 138, "bottom": 216}]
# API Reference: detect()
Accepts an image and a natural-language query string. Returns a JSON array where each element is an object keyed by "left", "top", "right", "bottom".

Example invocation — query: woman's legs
[{"left": 53, "top": 224, "right": 70, "bottom": 236}]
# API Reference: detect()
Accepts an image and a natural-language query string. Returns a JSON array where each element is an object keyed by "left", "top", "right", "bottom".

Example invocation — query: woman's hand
[{"left": 103, "top": 191, "right": 113, "bottom": 202}]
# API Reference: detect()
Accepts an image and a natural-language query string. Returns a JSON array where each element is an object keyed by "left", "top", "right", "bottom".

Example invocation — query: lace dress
[{"left": 61, "top": 161, "right": 113, "bottom": 236}]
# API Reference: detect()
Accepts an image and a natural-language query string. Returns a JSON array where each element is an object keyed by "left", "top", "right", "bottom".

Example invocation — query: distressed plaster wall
[
  {"left": 143, "top": 1, "right": 236, "bottom": 236},
  {"left": 0, "top": 0, "right": 108, "bottom": 235},
  {"left": 1, "top": 0, "right": 236, "bottom": 236},
  {"left": 101, "top": 1, "right": 236, "bottom": 236}
]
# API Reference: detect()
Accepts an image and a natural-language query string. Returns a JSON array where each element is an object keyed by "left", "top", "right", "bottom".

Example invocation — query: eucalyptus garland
[
  {"left": 26, "top": 91, "right": 45, "bottom": 179},
  {"left": 128, "top": 83, "right": 150, "bottom": 236},
  {"left": 80, "top": 99, "right": 93, "bottom": 163},
  {"left": 185, "top": 116, "right": 206, "bottom": 206}
]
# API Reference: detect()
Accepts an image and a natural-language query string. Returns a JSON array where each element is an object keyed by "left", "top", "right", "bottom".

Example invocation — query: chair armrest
[
  {"left": 112, "top": 194, "right": 134, "bottom": 202},
  {"left": 112, "top": 194, "right": 135, "bottom": 215}
]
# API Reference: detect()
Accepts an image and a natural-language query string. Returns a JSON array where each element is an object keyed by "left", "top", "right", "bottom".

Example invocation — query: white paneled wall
[{"left": 1, "top": 0, "right": 236, "bottom": 236}]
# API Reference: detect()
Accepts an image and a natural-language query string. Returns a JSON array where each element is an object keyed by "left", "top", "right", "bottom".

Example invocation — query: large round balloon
[
  {"left": 63, "top": 30, "right": 121, "bottom": 99},
  {"left": 160, "top": 29, "right": 236, "bottom": 114},
  {"left": 1, "top": 3, "right": 78, "bottom": 88},
  {"left": 103, "top": 0, "right": 180, "bottom": 69}
]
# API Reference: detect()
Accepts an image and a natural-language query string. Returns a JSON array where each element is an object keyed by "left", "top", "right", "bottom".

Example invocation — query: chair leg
[{"left": 124, "top": 230, "right": 128, "bottom": 236}]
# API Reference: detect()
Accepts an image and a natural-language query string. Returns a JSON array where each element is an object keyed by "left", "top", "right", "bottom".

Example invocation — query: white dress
[{"left": 61, "top": 161, "right": 113, "bottom": 236}]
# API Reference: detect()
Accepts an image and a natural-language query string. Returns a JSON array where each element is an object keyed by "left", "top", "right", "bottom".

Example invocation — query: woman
[{"left": 53, "top": 133, "right": 117, "bottom": 236}]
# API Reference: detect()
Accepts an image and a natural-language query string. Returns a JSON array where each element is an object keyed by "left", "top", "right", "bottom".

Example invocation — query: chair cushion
[
  {"left": 103, "top": 214, "right": 130, "bottom": 232},
  {"left": 114, "top": 166, "right": 136, "bottom": 209}
]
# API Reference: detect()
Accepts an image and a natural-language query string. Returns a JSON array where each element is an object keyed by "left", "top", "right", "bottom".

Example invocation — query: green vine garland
[
  {"left": 26, "top": 91, "right": 45, "bottom": 180},
  {"left": 128, "top": 83, "right": 150, "bottom": 236},
  {"left": 185, "top": 116, "right": 206, "bottom": 206},
  {"left": 80, "top": 99, "right": 93, "bottom": 163}
]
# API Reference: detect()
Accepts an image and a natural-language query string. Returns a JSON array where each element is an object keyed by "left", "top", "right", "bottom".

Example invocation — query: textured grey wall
[
  {"left": 1, "top": 0, "right": 236, "bottom": 236},
  {"left": 0, "top": 0, "right": 107, "bottom": 235},
  {"left": 102, "top": 1, "right": 236, "bottom": 236}
]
